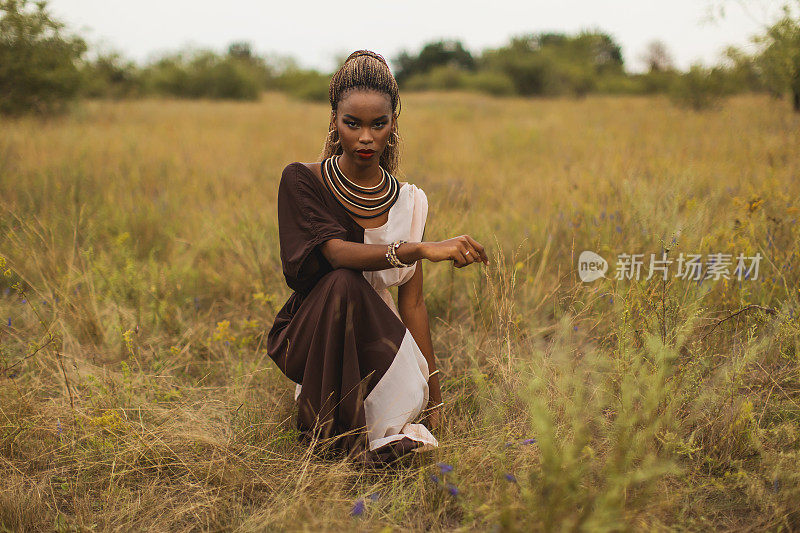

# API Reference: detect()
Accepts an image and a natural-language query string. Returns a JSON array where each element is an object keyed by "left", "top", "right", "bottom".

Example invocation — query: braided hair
[{"left": 321, "top": 50, "right": 402, "bottom": 176}]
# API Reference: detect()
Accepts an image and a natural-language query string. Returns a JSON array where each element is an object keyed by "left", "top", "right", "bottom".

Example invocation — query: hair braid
[{"left": 321, "top": 50, "right": 402, "bottom": 176}]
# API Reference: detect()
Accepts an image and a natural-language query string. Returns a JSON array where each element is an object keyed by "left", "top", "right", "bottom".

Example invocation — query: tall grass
[{"left": 1, "top": 91, "right": 799, "bottom": 531}]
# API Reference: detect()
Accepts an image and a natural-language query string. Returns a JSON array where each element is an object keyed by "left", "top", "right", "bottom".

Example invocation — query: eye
[
  {"left": 373, "top": 121, "right": 387, "bottom": 129},
  {"left": 344, "top": 120, "right": 359, "bottom": 128}
]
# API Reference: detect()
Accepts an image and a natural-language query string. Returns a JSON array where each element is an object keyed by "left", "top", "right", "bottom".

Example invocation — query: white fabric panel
[
  {"left": 368, "top": 423, "right": 439, "bottom": 452},
  {"left": 363, "top": 328, "right": 436, "bottom": 451},
  {"left": 362, "top": 183, "right": 429, "bottom": 292},
  {"left": 292, "top": 328, "right": 438, "bottom": 452}
]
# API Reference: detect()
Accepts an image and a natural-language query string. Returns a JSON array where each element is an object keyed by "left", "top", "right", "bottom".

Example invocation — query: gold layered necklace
[{"left": 322, "top": 155, "right": 400, "bottom": 220}]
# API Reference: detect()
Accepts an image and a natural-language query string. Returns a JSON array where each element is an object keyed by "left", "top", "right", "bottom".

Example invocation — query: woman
[{"left": 266, "top": 50, "right": 489, "bottom": 465}]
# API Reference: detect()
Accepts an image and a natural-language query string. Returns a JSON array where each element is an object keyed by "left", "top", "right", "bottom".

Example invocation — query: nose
[{"left": 358, "top": 128, "right": 373, "bottom": 145}]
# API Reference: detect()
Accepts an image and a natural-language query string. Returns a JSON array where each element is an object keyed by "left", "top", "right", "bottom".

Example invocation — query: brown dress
[{"left": 267, "top": 160, "right": 438, "bottom": 465}]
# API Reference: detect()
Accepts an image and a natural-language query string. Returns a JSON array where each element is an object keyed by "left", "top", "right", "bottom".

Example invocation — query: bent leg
[{"left": 274, "top": 268, "right": 436, "bottom": 462}]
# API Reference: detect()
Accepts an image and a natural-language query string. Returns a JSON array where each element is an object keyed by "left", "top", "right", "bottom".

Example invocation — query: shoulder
[
  {"left": 278, "top": 163, "right": 321, "bottom": 208},
  {"left": 280, "top": 162, "right": 321, "bottom": 189},
  {"left": 406, "top": 182, "right": 428, "bottom": 206},
  {"left": 281, "top": 162, "right": 306, "bottom": 181},
  {"left": 280, "top": 162, "right": 301, "bottom": 185}
]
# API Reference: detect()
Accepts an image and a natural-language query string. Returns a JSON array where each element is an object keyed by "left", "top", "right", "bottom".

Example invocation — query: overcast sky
[{"left": 48, "top": 0, "right": 788, "bottom": 73}]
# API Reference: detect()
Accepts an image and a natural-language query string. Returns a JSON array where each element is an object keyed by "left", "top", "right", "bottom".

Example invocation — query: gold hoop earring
[{"left": 326, "top": 128, "right": 340, "bottom": 146}]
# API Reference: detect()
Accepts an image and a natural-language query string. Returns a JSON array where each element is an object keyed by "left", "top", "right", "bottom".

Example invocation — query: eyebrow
[{"left": 343, "top": 114, "right": 389, "bottom": 121}]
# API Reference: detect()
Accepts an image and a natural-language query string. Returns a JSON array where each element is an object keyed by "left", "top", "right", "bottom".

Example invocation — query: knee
[{"left": 319, "top": 268, "right": 366, "bottom": 293}]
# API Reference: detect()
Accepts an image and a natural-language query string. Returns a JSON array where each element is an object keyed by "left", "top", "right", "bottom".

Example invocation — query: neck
[{"left": 337, "top": 153, "right": 382, "bottom": 187}]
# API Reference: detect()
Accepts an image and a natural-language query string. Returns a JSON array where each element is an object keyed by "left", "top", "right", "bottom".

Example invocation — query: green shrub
[
  {"left": 403, "top": 63, "right": 466, "bottom": 91},
  {"left": 461, "top": 69, "right": 516, "bottom": 96},
  {"left": 273, "top": 68, "right": 330, "bottom": 102},
  {"left": 637, "top": 70, "right": 681, "bottom": 94},
  {"left": 139, "top": 49, "right": 261, "bottom": 101},
  {"left": 0, "top": 0, "right": 87, "bottom": 116},
  {"left": 79, "top": 51, "right": 141, "bottom": 98},
  {"left": 595, "top": 74, "right": 647, "bottom": 94},
  {"left": 669, "top": 64, "right": 726, "bottom": 111}
]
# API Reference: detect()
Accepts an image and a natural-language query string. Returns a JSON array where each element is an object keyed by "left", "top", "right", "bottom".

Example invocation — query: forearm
[
  {"left": 323, "top": 240, "right": 424, "bottom": 271},
  {"left": 399, "top": 302, "right": 442, "bottom": 404}
]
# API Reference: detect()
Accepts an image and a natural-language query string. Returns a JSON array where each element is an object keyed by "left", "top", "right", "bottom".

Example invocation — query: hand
[{"left": 419, "top": 235, "right": 489, "bottom": 268}]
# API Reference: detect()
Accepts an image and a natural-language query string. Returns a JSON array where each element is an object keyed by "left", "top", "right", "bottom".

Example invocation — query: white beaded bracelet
[{"left": 386, "top": 240, "right": 414, "bottom": 268}]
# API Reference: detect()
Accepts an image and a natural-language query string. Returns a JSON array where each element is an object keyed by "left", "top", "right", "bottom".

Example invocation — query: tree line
[{"left": 1, "top": 0, "right": 799, "bottom": 117}]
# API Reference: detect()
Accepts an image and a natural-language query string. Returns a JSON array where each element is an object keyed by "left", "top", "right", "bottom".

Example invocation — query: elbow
[
  {"left": 324, "top": 251, "right": 341, "bottom": 270},
  {"left": 399, "top": 298, "right": 426, "bottom": 316},
  {"left": 320, "top": 240, "right": 342, "bottom": 270}
]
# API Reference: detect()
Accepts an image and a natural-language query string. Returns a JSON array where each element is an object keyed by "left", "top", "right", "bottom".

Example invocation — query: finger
[
  {"left": 461, "top": 243, "right": 478, "bottom": 265},
  {"left": 460, "top": 236, "right": 480, "bottom": 264},
  {"left": 452, "top": 248, "right": 467, "bottom": 268},
  {"left": 459, "top": 245, "right": 476, "bottom": 266},
  {"left": 455, "top": 238, "right": 476, "bottom": 264},
  {"left": 464, "top": 235, "right": 490, "bottom": 264}
]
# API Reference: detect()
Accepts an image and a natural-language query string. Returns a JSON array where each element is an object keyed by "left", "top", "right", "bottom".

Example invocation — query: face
[{"left": 334, "top": 89, "right": 394, "bottom": 167}]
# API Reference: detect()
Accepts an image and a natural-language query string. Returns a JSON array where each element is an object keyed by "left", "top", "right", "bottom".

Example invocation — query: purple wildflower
[
  {"left": 351, "top": 498, "right": 365, "bottom": 517},
  {"left": 609, "top": 296, "right": 614, "bottom": 304},
  {"left": 505, "top": 442, "right": 513, "bottom": 447},
  {"left": 521, "top": 438, "right": 537, "bottom": 445},
  {"left": 437, "top": 462, "right": 453, "bottom": 474},
  {"left": 224, "top": 340, "right": 230, "bottom": 347},
  {"left": 8, "top": 369, "right": 18, "bottom": 379},
  {"left": 21, "top": 298, "right": 26, "bottom": 304},
  {"left": 430, "top": 474, "right": 440, "bottom": 483},
  {"left": 57, "top": 420, "right": 62, "bottom": 434},
  {"left": 573, "top": 325, "right": 578, "bottom": 332},
  {"left": 505, "top": 473, "right": 517, "bottom": 483},
  {"left": 615, "top": 225, "right": 622, "bottom": 233},
  {"left": 6, "top": 318, "right": 10, "bottom": 327},
  {"left": 368, "top": 492, "right": 380, "bottom": 502},
  {"left": 446, "top": 483, "right": 459, "bottom": 496}
]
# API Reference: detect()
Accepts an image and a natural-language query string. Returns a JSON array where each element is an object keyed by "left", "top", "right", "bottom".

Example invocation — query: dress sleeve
[
  {"left": 414, "top": 186, "right": 429, "bottom": 242},
  {"left": 396, "top": 185, "right": 429, "bottom": 288},
  {"left": 277, "top": 163, "right": 349, "bottom": 292}
]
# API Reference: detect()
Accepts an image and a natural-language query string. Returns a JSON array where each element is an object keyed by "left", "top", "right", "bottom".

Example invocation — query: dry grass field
[{"left": 1, "top": 90, "right": 799, "bottom": 531}]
